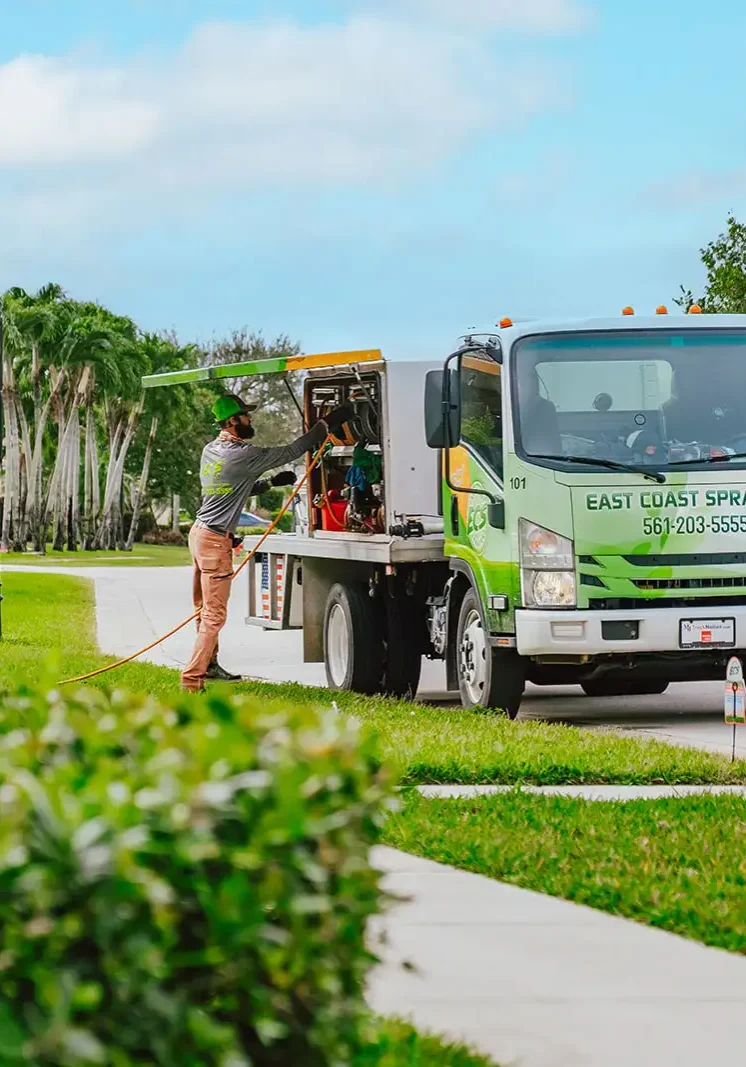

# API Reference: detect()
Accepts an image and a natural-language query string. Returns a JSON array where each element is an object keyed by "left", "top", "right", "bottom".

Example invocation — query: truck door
[{"left": 446, "top": 350, "right": 515, "bottom": 633}]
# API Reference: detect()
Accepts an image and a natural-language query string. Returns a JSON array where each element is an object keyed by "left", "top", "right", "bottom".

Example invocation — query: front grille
[
  {"left": 580, "top": 574, "right": 607, "bottom": 588},
  {"left": 589, "top": 595, "right": 746, "bottom": 611},
  {"left": 633, "top": 577, "right": 746, "bottom": 591},
  {"left": 623, "top": 552, "right": 746, "bottom": 567}
]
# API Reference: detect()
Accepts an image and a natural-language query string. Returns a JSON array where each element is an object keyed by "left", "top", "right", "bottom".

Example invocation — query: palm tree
[
  {"left": 8, "top": 284, "right": 68, "bottom": 552},
  {"left": 42, "top": 304, "right": 129, "bottom": 551},
  {"left": 123, "top": 335, "right": 197, "bottom": 550},
  {"left": 0, "top": 294, "right": 23, "bottom": 552}
]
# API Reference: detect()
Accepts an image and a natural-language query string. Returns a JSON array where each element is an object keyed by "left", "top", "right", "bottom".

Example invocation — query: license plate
[{"left": 679, "top": 618, "right": 736, "bottom": 649}]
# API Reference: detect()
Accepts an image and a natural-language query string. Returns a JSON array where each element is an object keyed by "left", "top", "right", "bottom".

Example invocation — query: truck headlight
[
  {"left": 524, "top": 570, "right": 576, "bottom": 608},
  {"left": 519, "top": 519, "right": 576, "bottom": 608}
]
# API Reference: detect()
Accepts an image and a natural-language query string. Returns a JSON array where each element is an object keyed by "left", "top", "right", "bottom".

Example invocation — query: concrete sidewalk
[
  {"left": 370, "top": 846, "right": 746, "bottom": 1067},
  {"left": 418, "top": 783, "right": 746, "bottom": 800}
]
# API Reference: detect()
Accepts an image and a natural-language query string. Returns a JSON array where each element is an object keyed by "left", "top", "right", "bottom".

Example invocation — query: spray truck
[{"left": 143, "top": 309, "right": 746, "bottom": 717}]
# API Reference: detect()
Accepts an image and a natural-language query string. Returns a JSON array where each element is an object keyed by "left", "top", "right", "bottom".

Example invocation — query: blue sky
[{"left": 1, "top": 0, "right": 745, "bottom": 354}]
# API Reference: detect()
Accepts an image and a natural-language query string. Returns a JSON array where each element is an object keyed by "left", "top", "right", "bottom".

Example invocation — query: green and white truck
[{"left": 144, "top": 310, "right": 746, "bottom": 717}]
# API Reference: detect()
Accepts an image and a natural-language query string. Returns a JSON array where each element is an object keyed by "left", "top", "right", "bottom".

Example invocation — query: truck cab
[{"left": 426, "top": 310, "right": 746, "bottom": 715}]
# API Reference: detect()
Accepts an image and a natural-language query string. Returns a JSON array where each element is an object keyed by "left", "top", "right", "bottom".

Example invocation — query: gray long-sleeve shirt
[{"left": 196, "top": 423, "right": 326, "bottom": 535}]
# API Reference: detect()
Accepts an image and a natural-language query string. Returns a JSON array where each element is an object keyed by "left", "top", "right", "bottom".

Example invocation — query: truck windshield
[{"left": 511, "top": 329, "right": 746, "bottom": 473}]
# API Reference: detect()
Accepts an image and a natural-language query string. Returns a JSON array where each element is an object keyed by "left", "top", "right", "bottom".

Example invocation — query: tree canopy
[
  {"left": 0, "top": 286, "right": 301, "bottom": 552},
  {"left": 677, "top": 213, "right": 746, "bottom": 313}
]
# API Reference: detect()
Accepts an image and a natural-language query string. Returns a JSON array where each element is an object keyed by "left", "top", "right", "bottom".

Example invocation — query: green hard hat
[{"left": 212, "top": 393, "right": 257, "bottom": 422}]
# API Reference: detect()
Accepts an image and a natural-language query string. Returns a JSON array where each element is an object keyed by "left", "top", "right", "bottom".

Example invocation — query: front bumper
[{"left": 515, "top": 605, "right": 746, "bottom": 656}]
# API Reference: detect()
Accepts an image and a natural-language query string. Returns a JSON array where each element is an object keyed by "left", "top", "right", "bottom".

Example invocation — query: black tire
[
  {"left": 323, "top": 583, "right": 384, "bottom": 695},
  {"left": 380, "top": 592, "right": 423, "bottom": 699},
  {"left": 456, "top": 589, "right": 525, "bottom": 719},
  {"left": 582, "top": 677, "right": 669, "bottom": 697}
]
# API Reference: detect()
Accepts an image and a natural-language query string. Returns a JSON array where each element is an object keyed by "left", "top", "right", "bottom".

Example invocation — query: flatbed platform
[{"left": 243, "top": 530, "right": 446, "bottom": 564}]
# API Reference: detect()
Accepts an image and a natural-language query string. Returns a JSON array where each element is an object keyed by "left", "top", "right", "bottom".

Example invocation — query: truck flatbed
[{"left": 245, "top": 531, "right": 446, "bottom": 564}]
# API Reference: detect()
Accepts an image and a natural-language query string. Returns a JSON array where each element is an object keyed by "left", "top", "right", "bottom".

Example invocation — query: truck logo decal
[{"left": 468, "top": 481, "right": 489, "bottom": 554}]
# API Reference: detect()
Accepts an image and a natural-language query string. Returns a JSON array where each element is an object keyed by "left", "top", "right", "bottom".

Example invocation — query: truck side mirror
[
  {"left": 425, "top": 369, "right": 461, "bottom": 449},
  {"left": 488, "top": 501, "right": 505, "bottom": 530}
]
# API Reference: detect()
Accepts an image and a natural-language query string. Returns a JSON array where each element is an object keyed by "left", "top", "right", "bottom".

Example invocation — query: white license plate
[{"left": 679, "top": 618, "right": 735, "bottom": 649}]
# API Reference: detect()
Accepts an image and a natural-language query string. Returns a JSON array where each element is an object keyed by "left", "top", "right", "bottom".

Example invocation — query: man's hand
[
  {"left": 324, "top": 404, "right": 354, "bottom": 434},
  {"left": 271, "top": 471, "right": 297, "bottom": 488}
]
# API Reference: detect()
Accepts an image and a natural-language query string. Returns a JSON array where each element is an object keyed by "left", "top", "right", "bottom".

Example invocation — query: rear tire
[
  {"left": 581, "top": 677, "right": 669, "bottom": 697},
  {"left": 456, "top": 589, "right": 525, "bottom": 719},
  {"left": 380, "top": 592, "right": 423, "bottom": 699},
  {"left": 324, "top": 583, "right": 384, "bottom": 695}
]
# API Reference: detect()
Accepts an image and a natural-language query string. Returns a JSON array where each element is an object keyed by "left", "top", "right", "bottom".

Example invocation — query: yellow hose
[{"left": 59, "top": 436, "right": 331, "bottom": 686}]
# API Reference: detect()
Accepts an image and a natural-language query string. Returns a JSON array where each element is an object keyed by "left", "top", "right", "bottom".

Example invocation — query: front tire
[
  {"left": 324, "top": 583, "right": 383, "bottom": 695},
  {"left": 456, "top": 589, "right": 525, "bottom": 719}
]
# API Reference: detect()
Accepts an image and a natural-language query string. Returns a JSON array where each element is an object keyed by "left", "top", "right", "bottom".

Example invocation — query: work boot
[{"left": 205, "top": 662, "right": 242, "bottom": 683}]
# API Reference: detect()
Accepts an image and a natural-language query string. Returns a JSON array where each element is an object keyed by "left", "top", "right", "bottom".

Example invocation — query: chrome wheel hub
[
  {"left": 327, "top": 603, "right": 350, "bottom": 688},
  {"left": 459, "top": 608, "right": 487, "bottom": 705}
]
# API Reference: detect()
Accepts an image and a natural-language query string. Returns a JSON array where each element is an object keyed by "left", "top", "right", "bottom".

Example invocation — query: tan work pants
[{"left": 181, "top": 522, "right": 234, "bottom": 691}]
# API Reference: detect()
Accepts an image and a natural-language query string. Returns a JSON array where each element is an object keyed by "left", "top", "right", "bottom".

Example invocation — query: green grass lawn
[
  {"left": 5, "top": 570, "right": 746, "bottom": 785},
  {"left": 2, "top": 542, "right": 192, "bottom": 567},
  {"left": 385, "top": 791, "right": 746, "bottom": 954},
  {"left": 4, "top": 572, "right": 501, "bottom": 1067},
  {"left": 361, "top": 1019, "right": 495, "bottom": 1066}
]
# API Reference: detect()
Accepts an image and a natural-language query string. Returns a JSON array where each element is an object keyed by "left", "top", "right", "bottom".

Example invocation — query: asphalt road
[
  {"left": 9, "top": 564, "right": 741, "bottom": 758},
  {"left": 516, "top": 679, "right": 741, "bottom": 757}
]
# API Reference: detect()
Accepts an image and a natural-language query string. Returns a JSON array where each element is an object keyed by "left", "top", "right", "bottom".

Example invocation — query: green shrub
[
  {"left": 0, "top": 684, "right": 394, "bottom": 1066},
  {"left": 269, "top": 509, "right": 293, "bottom": 533},
  {"left": 257, "top": 488, "right": 284, "bottom": 513}
]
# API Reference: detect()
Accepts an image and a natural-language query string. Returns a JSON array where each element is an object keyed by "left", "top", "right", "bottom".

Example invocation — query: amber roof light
[
  {"left": 656, "top": 305, "right": 668, "bottom": 315},
  {"left": 499, "top": 317, "right": 513, "bottom": 328},
  {"left": 688, "top": 305, "right": 703, "bottom": 314},
  {"left": 622, "top": 306, "right": 635, "bottom": 316}
]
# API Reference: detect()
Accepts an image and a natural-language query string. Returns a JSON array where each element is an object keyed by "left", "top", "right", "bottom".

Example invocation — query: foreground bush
[{"left": 0, "top": 684, "right": 393, "bottom": 1066}]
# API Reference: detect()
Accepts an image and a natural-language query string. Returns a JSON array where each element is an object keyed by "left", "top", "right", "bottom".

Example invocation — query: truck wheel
[
  {"left": 456, "top": 589, "right": 525, "bottom": 719},
  {"left": 581, "top": 677, "right": 669, "bottom": 697},
  {"left": 380, "top": 594, "right": 423, "bottom": 699},
  {"left": 324, "top": 583, "right": 383, "bottom": 695}
]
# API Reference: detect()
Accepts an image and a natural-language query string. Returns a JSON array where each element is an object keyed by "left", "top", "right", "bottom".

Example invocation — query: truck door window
[{"left": 460, "top": 353, "right": 503, "bottom": 481}]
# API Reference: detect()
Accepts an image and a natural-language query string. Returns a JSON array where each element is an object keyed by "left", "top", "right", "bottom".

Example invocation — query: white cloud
[
  {"left": 0, "top": 15, "right": 569, "bottom": 254},
  {"left": 0, "top": 19, "right": 555, "bottom": 177}
]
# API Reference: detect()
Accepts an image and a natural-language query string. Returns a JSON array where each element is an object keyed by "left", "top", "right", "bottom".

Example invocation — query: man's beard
[{"left": 235, "top": 423, "right": 255, "bottom": 440}]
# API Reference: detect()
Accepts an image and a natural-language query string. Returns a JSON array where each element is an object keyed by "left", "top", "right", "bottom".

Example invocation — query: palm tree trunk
[
  {"left": 52, "top": 435, "right": 69, "bottom": 552},
  {"left": 95, "top": 402, "right": 142, "bottom": 550},
  {"left": 125, "top": 416, "right": 158, "bottom": 550},
  {"left": 45, "top": 398, "right": 76, "bottom": 552},
  {"left": 82, "top": 399, "right": 95, "bottom": 550},
  {"left": 26, "top": 367, "right": 67, "bottom": 554},
  {"left": 15, "top": 396, "right": 33, "bottom": 549},
  {"left": 1, "top": 359, "right": 20, "bottom": 554},
  {"left": 67, "top": 407, "right": 81, "bottom": 550}
]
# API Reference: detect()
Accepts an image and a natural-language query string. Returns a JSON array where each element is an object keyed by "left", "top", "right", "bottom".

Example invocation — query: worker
[{"left": 181, "top": 393, "right": 352, "bottom": 692}]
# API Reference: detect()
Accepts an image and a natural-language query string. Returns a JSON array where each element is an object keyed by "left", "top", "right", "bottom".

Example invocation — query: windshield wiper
[
  {"left": 530, "top": 454, "right": 666, "bottom": 484},
  {"left": 669, "top": 451, "right": 746, "bottom": 467}
]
